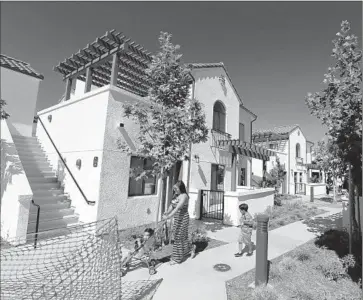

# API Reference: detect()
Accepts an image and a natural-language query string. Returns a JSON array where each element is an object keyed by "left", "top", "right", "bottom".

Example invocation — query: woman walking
[{"left": 162, "top": 180, "right": 190, "bottom": 265}]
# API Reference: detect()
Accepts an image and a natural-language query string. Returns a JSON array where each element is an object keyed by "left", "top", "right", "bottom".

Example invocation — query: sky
[{"left": 1, "top": 1, "right": 362, "bottom": 144}]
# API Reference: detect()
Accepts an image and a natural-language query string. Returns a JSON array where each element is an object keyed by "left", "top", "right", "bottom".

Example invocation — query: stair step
[
  {"left": 12, "top": 135, "right": 38, "bottom": 142},
  {"left": 32, "top": 189, "right": 64, "bottom": 197},
  {"left": 27, "top": 215, "right": 79, "bottom": 234},
  {"left": 23, "top": 165, "right": 54, "bottom": 173},
  {"left": 29, "top": 181, "right": 60, "bottom": 189},
  {"left": 32, "top": 194, "right": 68, "bottom": 204},
  {"left": 30, "top": 201, "right": 71, "bottom": 212},
  {"left": 24, "top": 170, "right": 57, "bottom": 177},
  {"left": 16, "top": 148, "right": 45, "bottom": 156},
  {"left": 28, "top": 208, "right": 76, "bottom": 222},
  {"left": 21, "top": 159, "right": 51, "bottom": 166},
  {"left": 14, "top": 142, "right": 43, "bottom": 150},
  {"left": 26, "top": 227, "right": 74, "bottom": 241},
  {"left": 28, "top": 176, "right": 59, "bottom": 183}
]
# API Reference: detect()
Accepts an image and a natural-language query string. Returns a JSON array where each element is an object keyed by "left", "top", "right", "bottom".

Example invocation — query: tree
[
  {"left": 269, "top": 157, "right": 286, "bottom": 192},
  {"left": 0, "top": 99, "right": 10, "bottom": 119},
  {"left": 305, "top": 20, "right": 362, "bottom": 252},
  {"left": 120, "top": 32, "right": 209, "bottom": 222},
  {"left": 313, "top": 139, "right": 345, "bottom": 202}
]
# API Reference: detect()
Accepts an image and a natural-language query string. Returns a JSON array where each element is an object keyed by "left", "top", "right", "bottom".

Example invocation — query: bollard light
[
  {"left": 310, "top": 186, "right": 314, "bottom": 202},
  {"left": 255, "top": 214, "right": 269, "bottom": 287}
]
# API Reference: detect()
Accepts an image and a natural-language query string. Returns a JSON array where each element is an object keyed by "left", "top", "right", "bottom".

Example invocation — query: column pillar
[
  {"left": 84, "top": 67, "right": 93, "bottom": 93},
  {"left": 65, "top": 78, "right": 73, "bottom": 101},
  {"left": 110, "top": 53, "right": 119, "bottom": 86},
  {"left": 246, "top": 157, "right": 251, "bottom": 187},
  {"left": 231, "top": 154, "right": 237, "bottom": 192}
]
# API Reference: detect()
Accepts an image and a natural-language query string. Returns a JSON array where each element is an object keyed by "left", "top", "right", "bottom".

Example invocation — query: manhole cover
[{"left": 213, "top": 263, "right": 231, "bottom": 272}]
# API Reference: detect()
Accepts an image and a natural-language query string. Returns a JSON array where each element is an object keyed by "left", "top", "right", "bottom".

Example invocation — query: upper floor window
[
  {"left": 212, "top": 101, "right": 226, "bottom": 133},
  {"left": 128, "top": 156, "right": 157, "bottom": 197},
  {"left": 269, "top": 143, "right": 278, "bottom": 150},
  {"left": 296, "top": 143, "right": 301, "bottom": 158}
]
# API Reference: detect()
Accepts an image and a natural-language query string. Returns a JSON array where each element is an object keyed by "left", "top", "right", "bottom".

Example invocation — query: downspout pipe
[
  {"left": 186, "top": 73, "right": 196, "bottom": 194},
  {"left": 250, "top": 115, "right": 257, "bottom": 186}
]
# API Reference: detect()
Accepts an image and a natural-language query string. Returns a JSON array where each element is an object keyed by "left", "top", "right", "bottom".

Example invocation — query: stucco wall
[
  {"left": 1, "top": 67, "right": 41, "bottom": 137},
  {"left": 189, "top": 67, "right": 253, "bottom": 192},
  {"left": 288, "top": 127, "right": 308, "bottom": 194},
  {"left": 36, "top": 87, "right": 110, "bottom": 224},
  {"left": 1, "top": 119, "right": 32, "bottom": 244},
  {"left": 305, "top": 183, "right": 326, "bottom": 196},
  {"left": 223, "top": 188, "right": 275, "bottom": 226},
  {"left": 97, "top": 87, "right": 161, "bottom": 229}
]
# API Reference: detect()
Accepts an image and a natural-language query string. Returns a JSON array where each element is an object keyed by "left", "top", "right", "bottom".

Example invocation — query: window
[
  {"left": 128, "top": 156, "right": 157, "bottom": 196},
  {"left": 239, "top": 123, "right": 245, "bottom": 141},
  {"left": 211, "top": 164, "right": 225, "bottom": 191},
  {"left": 239, "top": 168, "right": 246, "bottom": 186},
  {"left": 212, "top": 101, "right": 226, "bottom": 132},
  {"left": 296, "top": 143, "right": 301, "bottom": 158}
]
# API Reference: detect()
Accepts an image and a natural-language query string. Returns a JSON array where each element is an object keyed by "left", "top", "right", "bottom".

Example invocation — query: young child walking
[{"left": 235, "top": 203, "right": 254, "bottom": 257}]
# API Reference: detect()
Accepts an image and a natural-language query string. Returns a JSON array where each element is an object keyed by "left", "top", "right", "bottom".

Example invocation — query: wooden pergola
[
  {"left": 53, "top": 30, "right": 153, "bottom": 99},
  {"left": 252, "top": 131, "right": 288, "bottom": 144}
]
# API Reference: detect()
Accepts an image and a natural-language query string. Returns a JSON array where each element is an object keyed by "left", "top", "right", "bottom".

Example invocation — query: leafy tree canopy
[{"left": 120, "top": 32, "right": 209, "bottom": 179}]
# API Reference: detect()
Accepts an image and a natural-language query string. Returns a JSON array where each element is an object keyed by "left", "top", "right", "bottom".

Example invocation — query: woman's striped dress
[{"left": 171, "top": 195, "right": 190, "bottom": 263}]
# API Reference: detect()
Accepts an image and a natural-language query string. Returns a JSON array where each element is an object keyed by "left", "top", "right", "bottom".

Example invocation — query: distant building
[{"left": 252, "top": 125, "right": 325, "bottom": 195}]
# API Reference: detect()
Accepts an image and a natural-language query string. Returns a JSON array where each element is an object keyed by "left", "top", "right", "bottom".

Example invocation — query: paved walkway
[{"left": 123, "top": 201, "right": 343, "bottom": 300}]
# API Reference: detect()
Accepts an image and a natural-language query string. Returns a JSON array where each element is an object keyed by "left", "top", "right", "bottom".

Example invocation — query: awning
[
  {"left": 219, "top": 139, "right": 275, "bottom": 161},
  {"left": 306, "top": 164, "right": 321, "bottom": 170}
]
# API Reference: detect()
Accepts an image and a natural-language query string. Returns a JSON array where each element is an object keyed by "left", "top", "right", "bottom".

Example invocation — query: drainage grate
[{"left": 213, "top": 263, "right": 231, "bottom": 272}]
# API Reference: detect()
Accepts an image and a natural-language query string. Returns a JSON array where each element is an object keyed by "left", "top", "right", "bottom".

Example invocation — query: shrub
[
  {"left": 312, "top": 247, "right": 353, "bottom": 281},
  {"left": 278, "top": 256, "right": 301, "bottom": 272}
]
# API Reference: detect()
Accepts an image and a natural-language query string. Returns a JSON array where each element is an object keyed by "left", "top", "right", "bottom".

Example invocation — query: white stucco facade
[
  {"left": 252, "top": 125, "right": 324, "bottom": 195},
  {"left": 34, "top": 64, "right": 274, "bottom": 230},
  {"left": 1, "top": 66, "right": 42, "bottom": 137}
]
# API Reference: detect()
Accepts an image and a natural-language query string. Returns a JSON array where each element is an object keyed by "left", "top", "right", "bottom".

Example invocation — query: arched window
[
  {"left": 212, "top": 101, "right": 226, "bottom": 132},
  {"left": 296, "top": 143, "right": 301, "bottom": 158}
]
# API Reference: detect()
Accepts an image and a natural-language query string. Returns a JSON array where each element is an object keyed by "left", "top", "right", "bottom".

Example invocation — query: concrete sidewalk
[{"left": 123, "top": 204, "right": 343, "bottom": 300}]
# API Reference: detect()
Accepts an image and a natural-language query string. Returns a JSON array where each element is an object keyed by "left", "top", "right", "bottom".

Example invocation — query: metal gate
[
  {"left": 295, "top": 183, "right": 306, "bottom": 195},
  {"left": 199, "top": 190, "right": 224, "bottom": 220}
]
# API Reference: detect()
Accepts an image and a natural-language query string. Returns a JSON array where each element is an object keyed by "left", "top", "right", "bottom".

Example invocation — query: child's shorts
[{"left": 238, "top": 230, "right": 252, "bottom": 244}]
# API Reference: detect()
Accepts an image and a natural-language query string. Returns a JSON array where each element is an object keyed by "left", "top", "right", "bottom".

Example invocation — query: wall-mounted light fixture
[
  {"left": 76, "top": 159, "right": 82, "bottom": 170},
  {"left": 93, "top": 156, "right": 98, "bottom": 167},
  {"left": 48, "top": 115, "right": 52, "bottom": 123},
  {"left": 194, "top": 154, "right": 200, "bottom": 164}
]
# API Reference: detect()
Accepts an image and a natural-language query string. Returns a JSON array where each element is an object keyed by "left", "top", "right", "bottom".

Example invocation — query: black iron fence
[
  {"left": 199, "top": 190, "right": 224, "bottom": 220},
  {"left": 295, "top": 183, "right": 306, "bottom": 195}
]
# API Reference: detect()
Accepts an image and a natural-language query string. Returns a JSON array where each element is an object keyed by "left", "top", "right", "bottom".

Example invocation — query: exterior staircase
[{"left": 12, "top": 135, "right": 79, "bottom": 238}]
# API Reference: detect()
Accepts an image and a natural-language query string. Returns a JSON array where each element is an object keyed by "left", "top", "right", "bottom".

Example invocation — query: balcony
[
  {"left": 211, "top": 129, "right": 231, "bottom": 148},
  {"left": 296, "top": 157, "right": 304, "bottom": 165}
]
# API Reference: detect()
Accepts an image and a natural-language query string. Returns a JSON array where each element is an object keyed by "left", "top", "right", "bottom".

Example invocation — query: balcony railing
[
  {"left": 296, "top": 157, "right": 304, "bottom": 165},
  {"left": 211, "top": 129, "right": 231, "bottom": 147}
]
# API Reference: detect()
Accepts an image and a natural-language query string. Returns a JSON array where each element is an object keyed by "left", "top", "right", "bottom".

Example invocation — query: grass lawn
[
  {"left": 226, "top": 240, "right": 362, "bottom": 300},
  {"left": 259, "top": 200, "right": 328, "bottom": 231}
]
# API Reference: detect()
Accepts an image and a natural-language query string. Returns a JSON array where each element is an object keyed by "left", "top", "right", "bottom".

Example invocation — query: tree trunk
[
  {"left": 355, "top": 186, "right": 362, "bottom": 237},
  {"left": 348, "top": 164, "right": 359, "bottom": 254},
  {"left": 333, "top": 177, "right": 336, "bottom": 203},
  {"left": 155, "top": 169, "right": 167, "bottom": 225}
]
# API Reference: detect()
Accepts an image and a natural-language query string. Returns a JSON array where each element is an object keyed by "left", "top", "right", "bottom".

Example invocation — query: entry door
[{"left": 211, "top": 164, "right": 225, "bottom": 191}]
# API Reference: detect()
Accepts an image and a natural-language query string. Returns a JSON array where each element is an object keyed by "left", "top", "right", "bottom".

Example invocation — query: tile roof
[
  {"left": 188, "top": 62, "right": 225, "bottom": 69},
  {"left": 0, "top": 54, "right": 44, "bottom": 80},
  {"left": 253, "top": 124, "right": 300, "bottom": 136}
]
